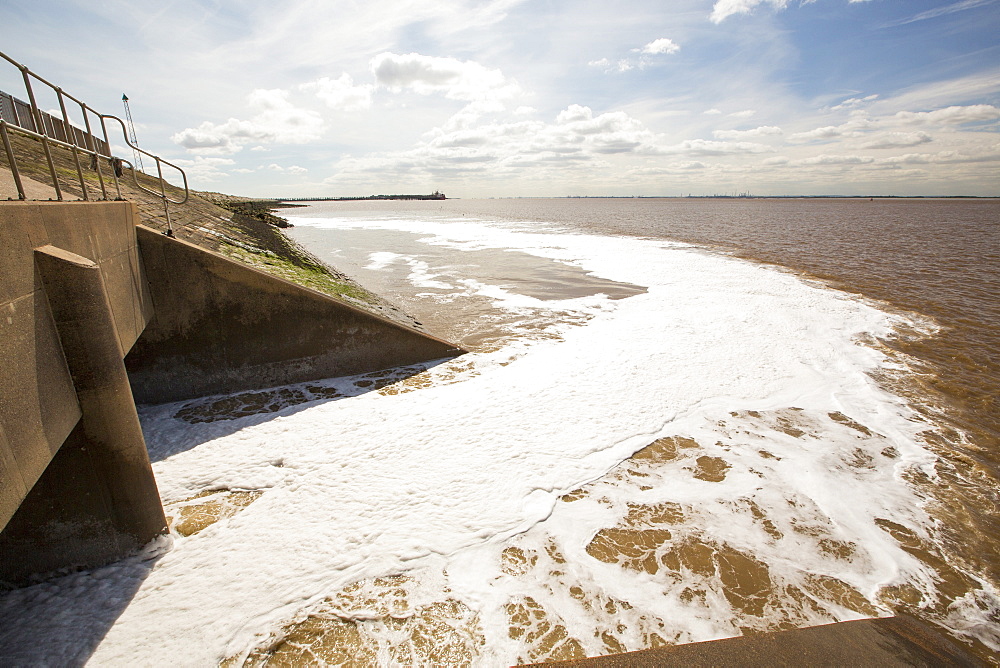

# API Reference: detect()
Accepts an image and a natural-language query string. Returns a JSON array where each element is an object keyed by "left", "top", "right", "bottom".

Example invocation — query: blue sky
[{"left": 2, "top": 0, "right": 998, "bottom": 196}]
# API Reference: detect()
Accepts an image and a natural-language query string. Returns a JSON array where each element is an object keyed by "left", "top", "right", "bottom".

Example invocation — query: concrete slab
[
  {"left": 529, "top": 616, "right": 982, "bottom": 668},
  {"left": 0, "top": 167, "right": 59, "bottom": 201},
  {"left": 48, "top": 204, "right": 102, "bottom": 261},
  {"left": 0, "top": 201, "right": 144, "bottom": 533},
  {"left": 99, "top": 250, "right": 142, "bottom": 354},
  {"left": 0, "top": 291, "right": 80, "bottom": 487},
  {"left": 127, "top": 226, "right": 465, "bottom": 404},
  {"left": 0, "top": 423, "right": 29, "bottom": 529},
  {"left": 0, "top": 211, "right": 36, "bottom": 304}
]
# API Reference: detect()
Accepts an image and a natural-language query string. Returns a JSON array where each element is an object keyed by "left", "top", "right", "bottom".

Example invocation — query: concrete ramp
[
  {"left": 529, "top": 616, "right": 981, "bottom": 667},
  {"left": 125, "top": 225, "right": 463, "bottom": 404}
]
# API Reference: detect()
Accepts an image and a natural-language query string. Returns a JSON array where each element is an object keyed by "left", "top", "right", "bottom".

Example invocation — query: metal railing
[{"left": 0, "top": 51, "right": 188, "bottom": 235}]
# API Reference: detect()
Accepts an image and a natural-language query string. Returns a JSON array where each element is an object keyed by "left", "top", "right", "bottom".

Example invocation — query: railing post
[
  {"left": 1, "top": 120, "right": 26, "bottom": 200},
  {"left": 81, "top": 102, "right": 108, "bottom": 200},
  {"left": 56, "top": 88, "right": 88, "bottom": 201},
  {"left": 98, "top": 116, "right": 122, "bottom": 199},
  {"left": 155, "top": 157, "right": 174, "bottom": 236},
  {"left": 20, "top": 66, "right": 62, "bottom": 201}
]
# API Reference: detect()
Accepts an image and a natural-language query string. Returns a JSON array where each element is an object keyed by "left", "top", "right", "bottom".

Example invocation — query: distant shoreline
[
  {"left": 271, "top": 195, "right": 997, "bottom": 203},
  {"left": 280, "top": 192, "right": 446, "bottom": 203}
]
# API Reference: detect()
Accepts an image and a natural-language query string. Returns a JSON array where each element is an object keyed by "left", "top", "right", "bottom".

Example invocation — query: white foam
[
  {"left": 363, "top": 251, "right": 403, "bottom": 270},
  {"left": 0, "top": 213, "right": 960, "bottom": 665}
]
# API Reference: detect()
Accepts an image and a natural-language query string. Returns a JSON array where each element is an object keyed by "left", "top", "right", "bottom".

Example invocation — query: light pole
[{"left": 121, "top": 93, "right": 144, "bottom": 172}]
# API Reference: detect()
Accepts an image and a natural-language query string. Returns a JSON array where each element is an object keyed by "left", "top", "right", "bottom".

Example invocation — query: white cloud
[
  {"left": 556, "top": 105, "right": 594, "bottom": 124},
  {"left": 728, "top": 109, "right": 756, "bottom": 119},
  {"left": 894, "top": 104, "right": 1000, "bottom": 125},
  {"left": 873, "top": 147, "right": 1000, "bottom": 165},
  {"left": 829, "top": 94, "right": 879, "bottom": 111},
  {"left": 301, "top": 74, "right": 373, "bottom": 112},
  {"left": 798, "top": 154, "right": 876, "bottom": 166},
  {"left": 710, "top": 0, "right": 790, "bottom": 23},
  {"left": 858, "top": 131, "right": 933, "bottom": 149},
  {"left": 790, "top": 115, "right": 875, "bottom": 141},
  {"left": 171, "top": 156, "right": 236, "bottom": 181},
  {"left": 590, "top": 58, "right": 635, "bottom": 73},
  {"left": 442, "top": 100, "right": 507, "bottom": 132},
  {"left": 663, "top": 139, "right": 773, "bottom": 156},
  {"left": 172, "top": 88, "right": 324, "bottom": 154},
  {"left": 882, "top": 0, "right": 997, "bottom": 27},
  {"left": 328, "top": 104, "right": 668, "bottom": 184},
  {"left": 263, "top": 163, "right": 309, "bottom": 174},
  {"left": 713, "top": 125, "right": 783, "bottom": 139},
  {"left": 371, "top": 52, "right": 520, "bottom": 102},
  {"left": 790, "top": 125, "right": 847, "bottom": 141},
  {"left": 640, "top": 38, "right": 681, "bottom": 55},
  {"left": 553, "top": 106, "right": 657, "bottom": 153},
  {"left": 710, "top": 0, "right": 873, "bottom": 23},
  {"left": 704, "top": 108, "right": 723, "bottom": 115},
  {"left": 592, "top": 37, "right": 681, "bottom": 75},
  {"left": 877, "top": 72, "right": 1000, "bottom": 113}
]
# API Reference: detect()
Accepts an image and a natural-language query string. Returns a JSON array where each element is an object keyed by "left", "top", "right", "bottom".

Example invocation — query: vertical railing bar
[
  {"left": 20, "top": 67, "right": 62, "bottom": 201},
  {"left": 80, "top": 102, "right": 107, "bottom": 200},
  {"left": 57, "top": 88, "right": 88, "bottom": 201},
  {"left": 155, "top": 157, "right": 174, "bottom": 236},
  {"left": 1, "top": 120, "right": 26, "bottom": 200},
  {"left": 98, "top": 115, "right": 122, "bottom": 199}
]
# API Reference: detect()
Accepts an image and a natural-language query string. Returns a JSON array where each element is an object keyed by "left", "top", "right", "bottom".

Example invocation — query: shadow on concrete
[
  {"left": 0, "top": 540, "right": 167, "bottom": 666},
  {"left": 141, "top": 357, "right": 453, "bottom": 463}
]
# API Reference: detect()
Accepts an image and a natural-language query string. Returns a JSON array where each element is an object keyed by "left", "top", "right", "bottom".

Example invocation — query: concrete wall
[
  {"left": 126, "top": 225, "right": 463, "bottom": 404},
  {"left": 0, "top": 202, "right": 165, "bottom": 586},
  {"left": 1, "top": 202, "right": 464, "bottom": 586},
  {"left": 0, "top": 202, "right": 152, "bottom": 532}
]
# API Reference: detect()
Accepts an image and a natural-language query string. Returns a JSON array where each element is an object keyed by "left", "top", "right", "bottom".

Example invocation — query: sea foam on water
[{"left": 3, "top": 212, "right": 995, "bottom": 665}]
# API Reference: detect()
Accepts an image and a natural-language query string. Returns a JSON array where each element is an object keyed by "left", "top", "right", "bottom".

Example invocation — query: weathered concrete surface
[
  {"left": 2, "top": 199, "right": 464, "bottom": 585},
  {"left": 126, "top": 225, "right": 464, "bottom": 404},
  {"left": 1, "top": 167, "right": 60, "bottom": 200},
  {"left": 0, "top": 202, "right": 165, "bottom": 585},
  {"left": 530, "top": 616, "right": 982, "bottom": 667},
  {"left": 0, "top": 201, "right": 151, "bottom": 533}
]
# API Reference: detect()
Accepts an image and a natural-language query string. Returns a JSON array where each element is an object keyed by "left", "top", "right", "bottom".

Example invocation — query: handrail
[
  {"left": 0, "top": 50, "right": 188, "bottom": 236},
  {"left": 99, "top": 113, "right": 189, "bottom": 206}
]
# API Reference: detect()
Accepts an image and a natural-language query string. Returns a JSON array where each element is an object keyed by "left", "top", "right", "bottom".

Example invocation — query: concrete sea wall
[
  {"left": 0, "top": 202, "right": 163, "bottom": 584},
  {"left": 0, "top": 201, "right": 463, "bottom": 586},
  {"left": 126, "top": 226, "right": 462, "bottom": 404}
]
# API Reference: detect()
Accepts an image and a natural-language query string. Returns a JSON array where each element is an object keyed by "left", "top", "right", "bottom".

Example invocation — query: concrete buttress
[
  {"left": 0, "top": 245, "right": 166, "bottom": 585},
  {"left": 1, "top": 200, "right": 463, "bottom": 586}
]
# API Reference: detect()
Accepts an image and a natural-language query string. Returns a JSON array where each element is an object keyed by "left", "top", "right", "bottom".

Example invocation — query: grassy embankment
[{"left": 0, "top": 133, "right": 402, "bottom": 318}]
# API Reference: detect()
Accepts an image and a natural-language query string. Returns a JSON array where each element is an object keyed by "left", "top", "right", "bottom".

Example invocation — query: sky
[{"left": 1, "top": 0, "right": 999, "bottom": 197}]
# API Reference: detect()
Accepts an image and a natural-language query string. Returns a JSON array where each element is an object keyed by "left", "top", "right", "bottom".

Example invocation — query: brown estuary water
[{"left": 0, "top": 197, "right": 997, "bottom": 666}]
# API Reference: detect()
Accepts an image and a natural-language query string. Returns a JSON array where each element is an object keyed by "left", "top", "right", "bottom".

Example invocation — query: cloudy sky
[{"left": 2, "top": 0, "right": 998, "bottom": 197}]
